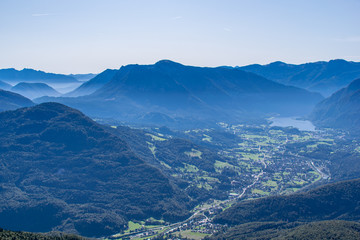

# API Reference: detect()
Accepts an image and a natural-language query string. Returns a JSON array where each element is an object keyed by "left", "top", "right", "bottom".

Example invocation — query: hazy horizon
[{"left": 1, "top": 0, "right": 360, "bottom": 74}]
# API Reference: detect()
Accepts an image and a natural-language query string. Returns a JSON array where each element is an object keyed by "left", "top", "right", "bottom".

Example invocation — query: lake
[{"left": 270, "top": 117, "right": 316, "bottom": 131}]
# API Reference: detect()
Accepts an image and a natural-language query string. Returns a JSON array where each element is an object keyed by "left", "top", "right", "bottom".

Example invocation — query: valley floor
[{"left": 106, "top": 120, "right": 358, "bottom": 240}]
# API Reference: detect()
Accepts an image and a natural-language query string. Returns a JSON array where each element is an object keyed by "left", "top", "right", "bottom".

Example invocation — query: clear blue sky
[{"left": 1, "top": 0, "right": 360, "bottom": 74}]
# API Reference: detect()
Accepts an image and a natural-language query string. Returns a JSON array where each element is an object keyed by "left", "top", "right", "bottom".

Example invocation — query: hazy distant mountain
[
  {"left": 214, "top": 178, "right": 360, "bottom": 225},
  {"left": 37, "top": 60, "right": 323, "bottom": 126},
  {"left": 310, "top": 78, "right": 360, "bottom": 131},
  {"left": 240, "top": 59, "right": 360, "bottom": 96},
  {"left": 65, "top": 69, "right": 117, "bottom": 97},
  {"left": 68, "top": 73, "right": 97, "bottom": 82},
  {"left": 11, "top": 82, "right": 61, "bottom": 99},
  {"left": 0, "top": 102, "right": 191, "bottom": 237},
  {"left": 0, "top": 89, "right": 34, "bottom": 111},
  {"left": 0, "top": 80, "right": 12, "bottom": 90},
  {"left": 0, "top": 68, "right": 79, "bottom": 85}
]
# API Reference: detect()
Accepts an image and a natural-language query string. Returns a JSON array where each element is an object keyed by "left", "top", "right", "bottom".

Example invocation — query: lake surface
[{"left": 270, "top": 117, "right": 316, "bottom": 131}]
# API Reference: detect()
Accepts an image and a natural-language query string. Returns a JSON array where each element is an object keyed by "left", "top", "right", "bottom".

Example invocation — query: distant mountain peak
[
  {"left": 269, "top": 61, "right": 287, "bottom": 66},
  {"left": 329, "top": 59, "right": 349, "bottom": 63},
  {"left": 11, "top": 82, "right": 60, "bottom": 99},
  {"left": 155, "top": 59, "right": 184, "bottom": 67}
]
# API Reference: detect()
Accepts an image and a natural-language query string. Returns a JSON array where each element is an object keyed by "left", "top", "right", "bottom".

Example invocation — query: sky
[{"left": 1, "top": 0, "right": 360, "bottom": 74}]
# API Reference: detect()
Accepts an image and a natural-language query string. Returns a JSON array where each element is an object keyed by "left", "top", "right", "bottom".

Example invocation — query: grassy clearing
[
  {"left": 202, "top": 134, "right": 212, "bottom": 142},
  {"left": 180, "top": 163, "right": 199, "bottom": 173},
  {"left": 160, "top": 161, "right": 171, "bottom": 169},
  {"left": 293, "top": 180, "right": 306, "bottom": 185},
  {"left": 252, "top": 189, "right": 269, "bottom": 196},
  {"left": 185, "top": 148, "right": 202, "bottom": 159},
  {"left": 215, "top": 160, "right": 234, "bottom": 169},
  {"left": 146, "top": 141, "right": 156, "bottom": 156},
  {"left": 240, "top": 152, "right": 261, "bottom": 161},
  {"left": 307, "top": 144, "right": 318, "bottom": 149},
  {"left": 124, "top": 221, "right": 142, "bottom": 233},
  {"left": 263, "top": 180, "right": 278, "bottom": 188},
  {"left": 175, "top": 230, "right": 210, "bottom": 240},
  {"left": 146, "top": 133, "right": 167, "bottom": 141}
]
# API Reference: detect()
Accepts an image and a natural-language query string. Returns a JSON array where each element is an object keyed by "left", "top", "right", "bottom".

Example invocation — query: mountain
[
  {"left": 240, "top": 59, "right": 360, "bottom": 96},
  {"left": 0, "top": 68, "right": 79, "bottom": 84},
  {"left": 0, "top": 89, "right": 34, "bottom": 111},
  {"left": 214, "top": 178, "right": 360, "bottom": 225},
  {"left": 310, "top": 78, "right": 360, "bottom": 131},
  {"left": 11, "top": 82, "right": 61, "bottom": 99},
  {"left": 36, "top": 60, "right": 323, "bottom": 126},
  {"left": 65, "top": 69, "right": 117, "bottom": 97},
  {"left": 210, "top": 220, "right": 360, "bottom": 240},
  {"left": 0, "top": 80, "right": 12, "bottom": 90},
  {"left": 0, "top": 103, "right": 191, "bottom": 237},
  {"left": 68, "top": 73, "right": 97, "bottom": 82}
]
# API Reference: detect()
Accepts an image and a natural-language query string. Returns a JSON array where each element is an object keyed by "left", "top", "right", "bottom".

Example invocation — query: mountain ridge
[
  {"left": 36, "top": 60, "right": 323, "bottom": 127},
  {"left": 0, "top": 89, "right": 34, "bottom": 111},
  {"left": 11, "top": 82, "right": 60, "bottom": 99},
  {"left": 0, "top": 68, "right": 79, "bottom": 84},
  {"left": 239, "top": 59, "right": 360, "bottom": 96},
  {"left": 214, "top": 178, "right": 360, "bottom": 225}
]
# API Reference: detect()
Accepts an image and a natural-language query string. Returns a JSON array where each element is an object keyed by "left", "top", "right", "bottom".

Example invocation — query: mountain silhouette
[
  {"left": 310, "top": 78, "right": 360, "bottom": 131},
  {"left": 36, "top": 60, "right": 323, "bottom": 126},
  {"left": 240, "top": 59, "right": 360, "bottom": 96},
  {"left": 65, "top": 69, "right": 117, "bottom": 97},
  {"left": 0, "top": 68, "right": 79, "bottom": 84},
  {"left": 0, "top": 89, "right": 34, "bottom": 111},
  {"left": 11, "top": 82, "right": 61, "bottom": 99}
]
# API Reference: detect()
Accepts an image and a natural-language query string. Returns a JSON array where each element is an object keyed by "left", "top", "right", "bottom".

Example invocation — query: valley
[{"left": 105, "top": 120, "right": 358, "bottom": 239}]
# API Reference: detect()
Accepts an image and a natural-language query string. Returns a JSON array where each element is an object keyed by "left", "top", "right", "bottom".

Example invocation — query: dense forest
[
  {"left": 214, "top": 178, "right": 360, "bottom": 225},
  {"left": 0, "top": 227, "right": 85, "bottom": 240},
  {"left": 0, "top": 103, "right": 192, "bottom": 237},
  {"left": 209, "top": 220, "right": 360, "bottom": 240}
]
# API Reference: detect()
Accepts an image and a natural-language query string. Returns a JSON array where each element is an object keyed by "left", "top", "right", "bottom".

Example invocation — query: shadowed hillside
[
  {"left": 0, "top": 89, "right": 34, "bottom": 111},
  {"left": 214, "top": 178, "right": 360, "bottom": 225},
  {"left": 209, "top": 220, "right": 360, "bottom": 240},
  {"left": 310, "top": 78, "right": 360, "bottom": 132},
  {"left": 0, "top": 103, "right": 191, "bottom": 237}
]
